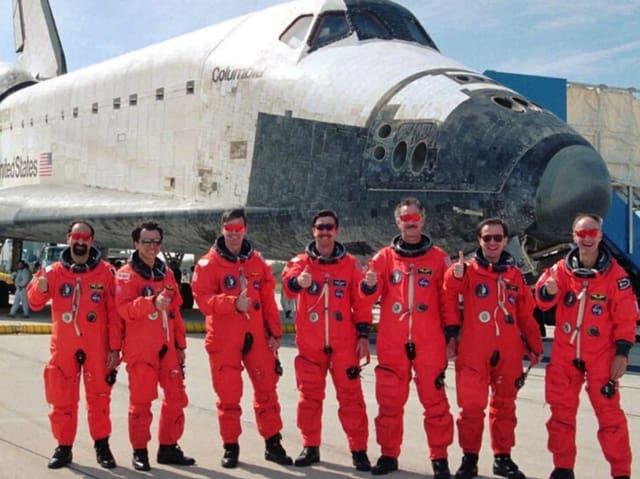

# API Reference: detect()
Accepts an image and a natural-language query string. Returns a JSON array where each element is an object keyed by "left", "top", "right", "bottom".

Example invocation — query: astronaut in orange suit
[
  {"left": 362, "top": 198, "right": 455, "bottom": 479},
  {"left": 191, "top": 208, "right": 292, "bottom": 469},
  {"left": 282, "top": 209, "right": 372, "bottom": 471},
  {"left": 27, "top": 220, "right": 121, "bottom": 470},
  {"left": 535, "top": 214, "right": 637, "bottom": 479},
  {"left": 115, "top": 221, "right": 195, "bottom": 471},
  {"left": 442, "top": 218, "right": 542, "bottom": 479}
]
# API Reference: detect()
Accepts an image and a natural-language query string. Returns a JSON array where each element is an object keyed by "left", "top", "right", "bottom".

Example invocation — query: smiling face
[
  {"left": 135, "top": 227, "right": 163, "bottom": 267},
  {"left": 395, "top": 204, "right": 425, "bottom": 244},
  {"left": 572, "top": 215, "right": 602, "bottom": 257},
  {"left": 312, "top": 215, "right": 338, "bottom": 251},
  {"left": 67, "top": 222, "right": 94, "bottom": 264},
  {"left": 478, "top": 223, "right": 507, "bottom": 264},
  {"left": 222, "top": 217, "right": 247, "bottom": 256}
]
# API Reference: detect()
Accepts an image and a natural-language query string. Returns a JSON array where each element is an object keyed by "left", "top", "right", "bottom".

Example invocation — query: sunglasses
[
  {"left": 224, "top": 223, "right": 246, "bottom": 232},
  {"left": 314, "top": 223, "right": 336, "bottom": 231},
  {"left": 398, "top": 213, "right": 422, "bottom": 222},
  {"left": 69, "top": 232, "right": 92, "bottom": 241},
  {"left": 574, "top": 228, "right": 600, "bottom": 238},
  {"left": 139, "top": 238, "right": 162, "bottom": 245},
  {"left": 480, "top": 234, "right": 504, "bottom": 243}
]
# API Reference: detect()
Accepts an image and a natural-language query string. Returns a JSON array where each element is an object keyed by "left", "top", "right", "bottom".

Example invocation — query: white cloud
[{"left": 499, "top": 39, "right": 640, "bottom": 83}]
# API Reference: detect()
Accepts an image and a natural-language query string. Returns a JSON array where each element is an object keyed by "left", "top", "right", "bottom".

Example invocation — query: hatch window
[{"left": 280, "top": 14, "right": 313, "bottom": 48}]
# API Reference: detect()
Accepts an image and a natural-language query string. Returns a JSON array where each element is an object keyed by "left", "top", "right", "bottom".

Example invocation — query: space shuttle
[{"left": 0, "top": 0, "right": 611, "bottom": 263}]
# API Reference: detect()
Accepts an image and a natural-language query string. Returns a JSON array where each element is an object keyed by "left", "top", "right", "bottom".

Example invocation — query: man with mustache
[
  {"left": 282, "top": 209, "right": 372, "bottom": 471},
  {"left": 27, "top": 221, "right": 121, "bottom": 469},
  {"left": 362, "top": 198, "right": 455, "bottom": 479}
]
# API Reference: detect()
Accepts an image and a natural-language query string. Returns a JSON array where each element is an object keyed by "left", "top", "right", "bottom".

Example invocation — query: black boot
[
  {"left": 351, "top": 450, "right": 371, "bottom": 471},
  {"left": 48, "top": 446, "right": 72, "bottom": 469},
  {"left": 371, "top": 455, "right": 399, "bottom": 475},
  {"left": 132, "top": 448, "right": 150, "bottom": 471},
  {"left": 157, "top": 444, "right": 196, "bottom": 466},
  {"left": 94, "top": 438, "right": 116, "bottom": 469},
  {"left": 433, "top": 458, "right": 451, "bottom": 479},
  {"left": 264, "top": 433, "right": 293, "bottom": 465},
  {"left": 493, "top": 454, "right": 525, "bottom": 479},
  {"left": 294, "top": 446, "right": 320, "bottom": 467},
  {"left": 455, "top": 453, "right": 478, "bottom": 479},
  {"left": 221, "top": 443, "right": 239, "bottom": 468},
  {"left": 548, "top": 468, "right": 574, "bottom": 479}
]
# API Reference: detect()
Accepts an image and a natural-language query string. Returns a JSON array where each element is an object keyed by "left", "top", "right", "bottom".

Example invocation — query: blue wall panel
[{"left": 484, "top": 70, "right": 567, "bottom": 121}]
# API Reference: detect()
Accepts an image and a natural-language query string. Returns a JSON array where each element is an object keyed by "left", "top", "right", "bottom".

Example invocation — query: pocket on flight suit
[
  {"left": 43, "top": 364, "right": 78, "bottom": 407},
  {"left": 129, "top": 362, "right": 159, "bottom": 404}
]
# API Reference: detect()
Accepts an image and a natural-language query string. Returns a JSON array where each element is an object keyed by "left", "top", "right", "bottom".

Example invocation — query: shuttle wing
[{"left": 0, "top": 184, "right": 287, "bottom": 255}]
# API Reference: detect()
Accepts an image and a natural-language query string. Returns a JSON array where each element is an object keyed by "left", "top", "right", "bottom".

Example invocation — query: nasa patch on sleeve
[{"left": 617, "top": 277, "right": 631, "bottom": 290}]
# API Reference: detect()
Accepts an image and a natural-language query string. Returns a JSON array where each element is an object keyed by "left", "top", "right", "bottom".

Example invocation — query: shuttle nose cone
[{"left": 535, "top": 144, "right": 611, "bottom": 239}]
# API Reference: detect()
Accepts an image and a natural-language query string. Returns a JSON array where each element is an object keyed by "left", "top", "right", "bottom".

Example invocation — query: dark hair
[
  {"left": 67, "top": 220, "right": 95, "bottom": 237},
  {"left": 476, "top": 218, "right": 508, "bottom": 237},
  {"left": 311, "top": 209, "right": 339, "bottom": 228},
  {"left": 572, "top": 213, "right": 603, "bottom": 230},
  {"left": 131, "top": 221, "right": 164, "bottom": 242},
  {"left": 221, "top": 208, "right": 247, "bottom": 227},
  {"left": 394, "top": 197, "right": 425, "bottom": 218}
]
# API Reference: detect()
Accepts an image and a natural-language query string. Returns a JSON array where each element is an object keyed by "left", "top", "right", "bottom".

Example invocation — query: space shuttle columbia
[{"left": 0, "top": 0, "right": 611, "bottom": 263}]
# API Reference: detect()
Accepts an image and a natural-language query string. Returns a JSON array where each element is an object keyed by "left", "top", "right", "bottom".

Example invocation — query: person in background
[
  {"left": 27, "top": 221, "right": 121, "bottom": 469},
  {"left": 282, "top": 209, "right": 372, "bottom": 471},
  {"left": 115, "top": 221, "right": 195, "bottom": 471},
  {"left": 362, "top": 197, "right": 455, "bottom": 479},
  {"left": 191, "top": 208, "right": 292, "bottom": 469},
  {"left": 535, "top": 214, "right": 637, "bottom": 479},
  {"left": 9, "top": 259, "right": 32, "bottom": 317},
  {"left": 442, "top": 218, "right": 542, "bottom": 479}
]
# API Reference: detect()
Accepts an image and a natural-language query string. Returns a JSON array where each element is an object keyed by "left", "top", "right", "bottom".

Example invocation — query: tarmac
[{"left": 0, "top": 306, "right": 638, "bottom": 479}]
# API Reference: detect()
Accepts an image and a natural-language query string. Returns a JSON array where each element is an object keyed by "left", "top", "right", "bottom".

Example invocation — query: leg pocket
[
  {"left": 44, "top": 363, "right": 78, "bottom": 406},
  {"left": 128, "top": 362, "right": 159, "bottom": 404}
]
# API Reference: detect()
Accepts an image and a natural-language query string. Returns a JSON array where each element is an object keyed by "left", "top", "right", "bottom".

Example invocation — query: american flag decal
[{"left": 39, "top": 152, "right": 53, "bottom": 176}]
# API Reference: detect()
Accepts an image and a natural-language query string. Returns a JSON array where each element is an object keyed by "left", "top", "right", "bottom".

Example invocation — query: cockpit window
[
  {"left": 279, "top": 14, "right": 314, "bottom": 49},
  {"left": 404, "top": 16, "right": 433, "bottom": 47},
  {"left": 310, "top": 12, "right": 351, "bottom": 50},
  {"left": 350, "top": 10, "right": 391, "bottom": 41},
  {"left": 305, "top": 2, "right": 438, "bottom": 52}
]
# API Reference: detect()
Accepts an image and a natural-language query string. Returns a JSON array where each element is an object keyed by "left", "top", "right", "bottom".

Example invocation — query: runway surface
[{"left": 0, "top": 307, "right": 638, "bottom": 479}]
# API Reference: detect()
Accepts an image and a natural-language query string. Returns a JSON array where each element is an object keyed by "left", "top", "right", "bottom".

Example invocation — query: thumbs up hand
[
  {"left": 544, "top": 268, "right": 558, "bottom": 295},
  {"left": 37, "top": 276, "right": 48, "bottom": 293},
  {"left": 453, "top": 251, "right": 465, "bottom": 279},
  {"left": 297, "top": 265, "right": 312, "bottom": 289},
  {"left": 365, "top": 259, "right": 377, "bottom": 288},
  {"left": 155, "top": 285, "right": 174, "bottom": 311},
  {"left": 235, "top": 288, "right": 250, "bottom": 312}
]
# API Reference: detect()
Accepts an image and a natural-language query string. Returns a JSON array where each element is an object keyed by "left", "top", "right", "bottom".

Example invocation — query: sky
[{"left": 0, "top": 0, "right": 639, "bottom": 90}]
